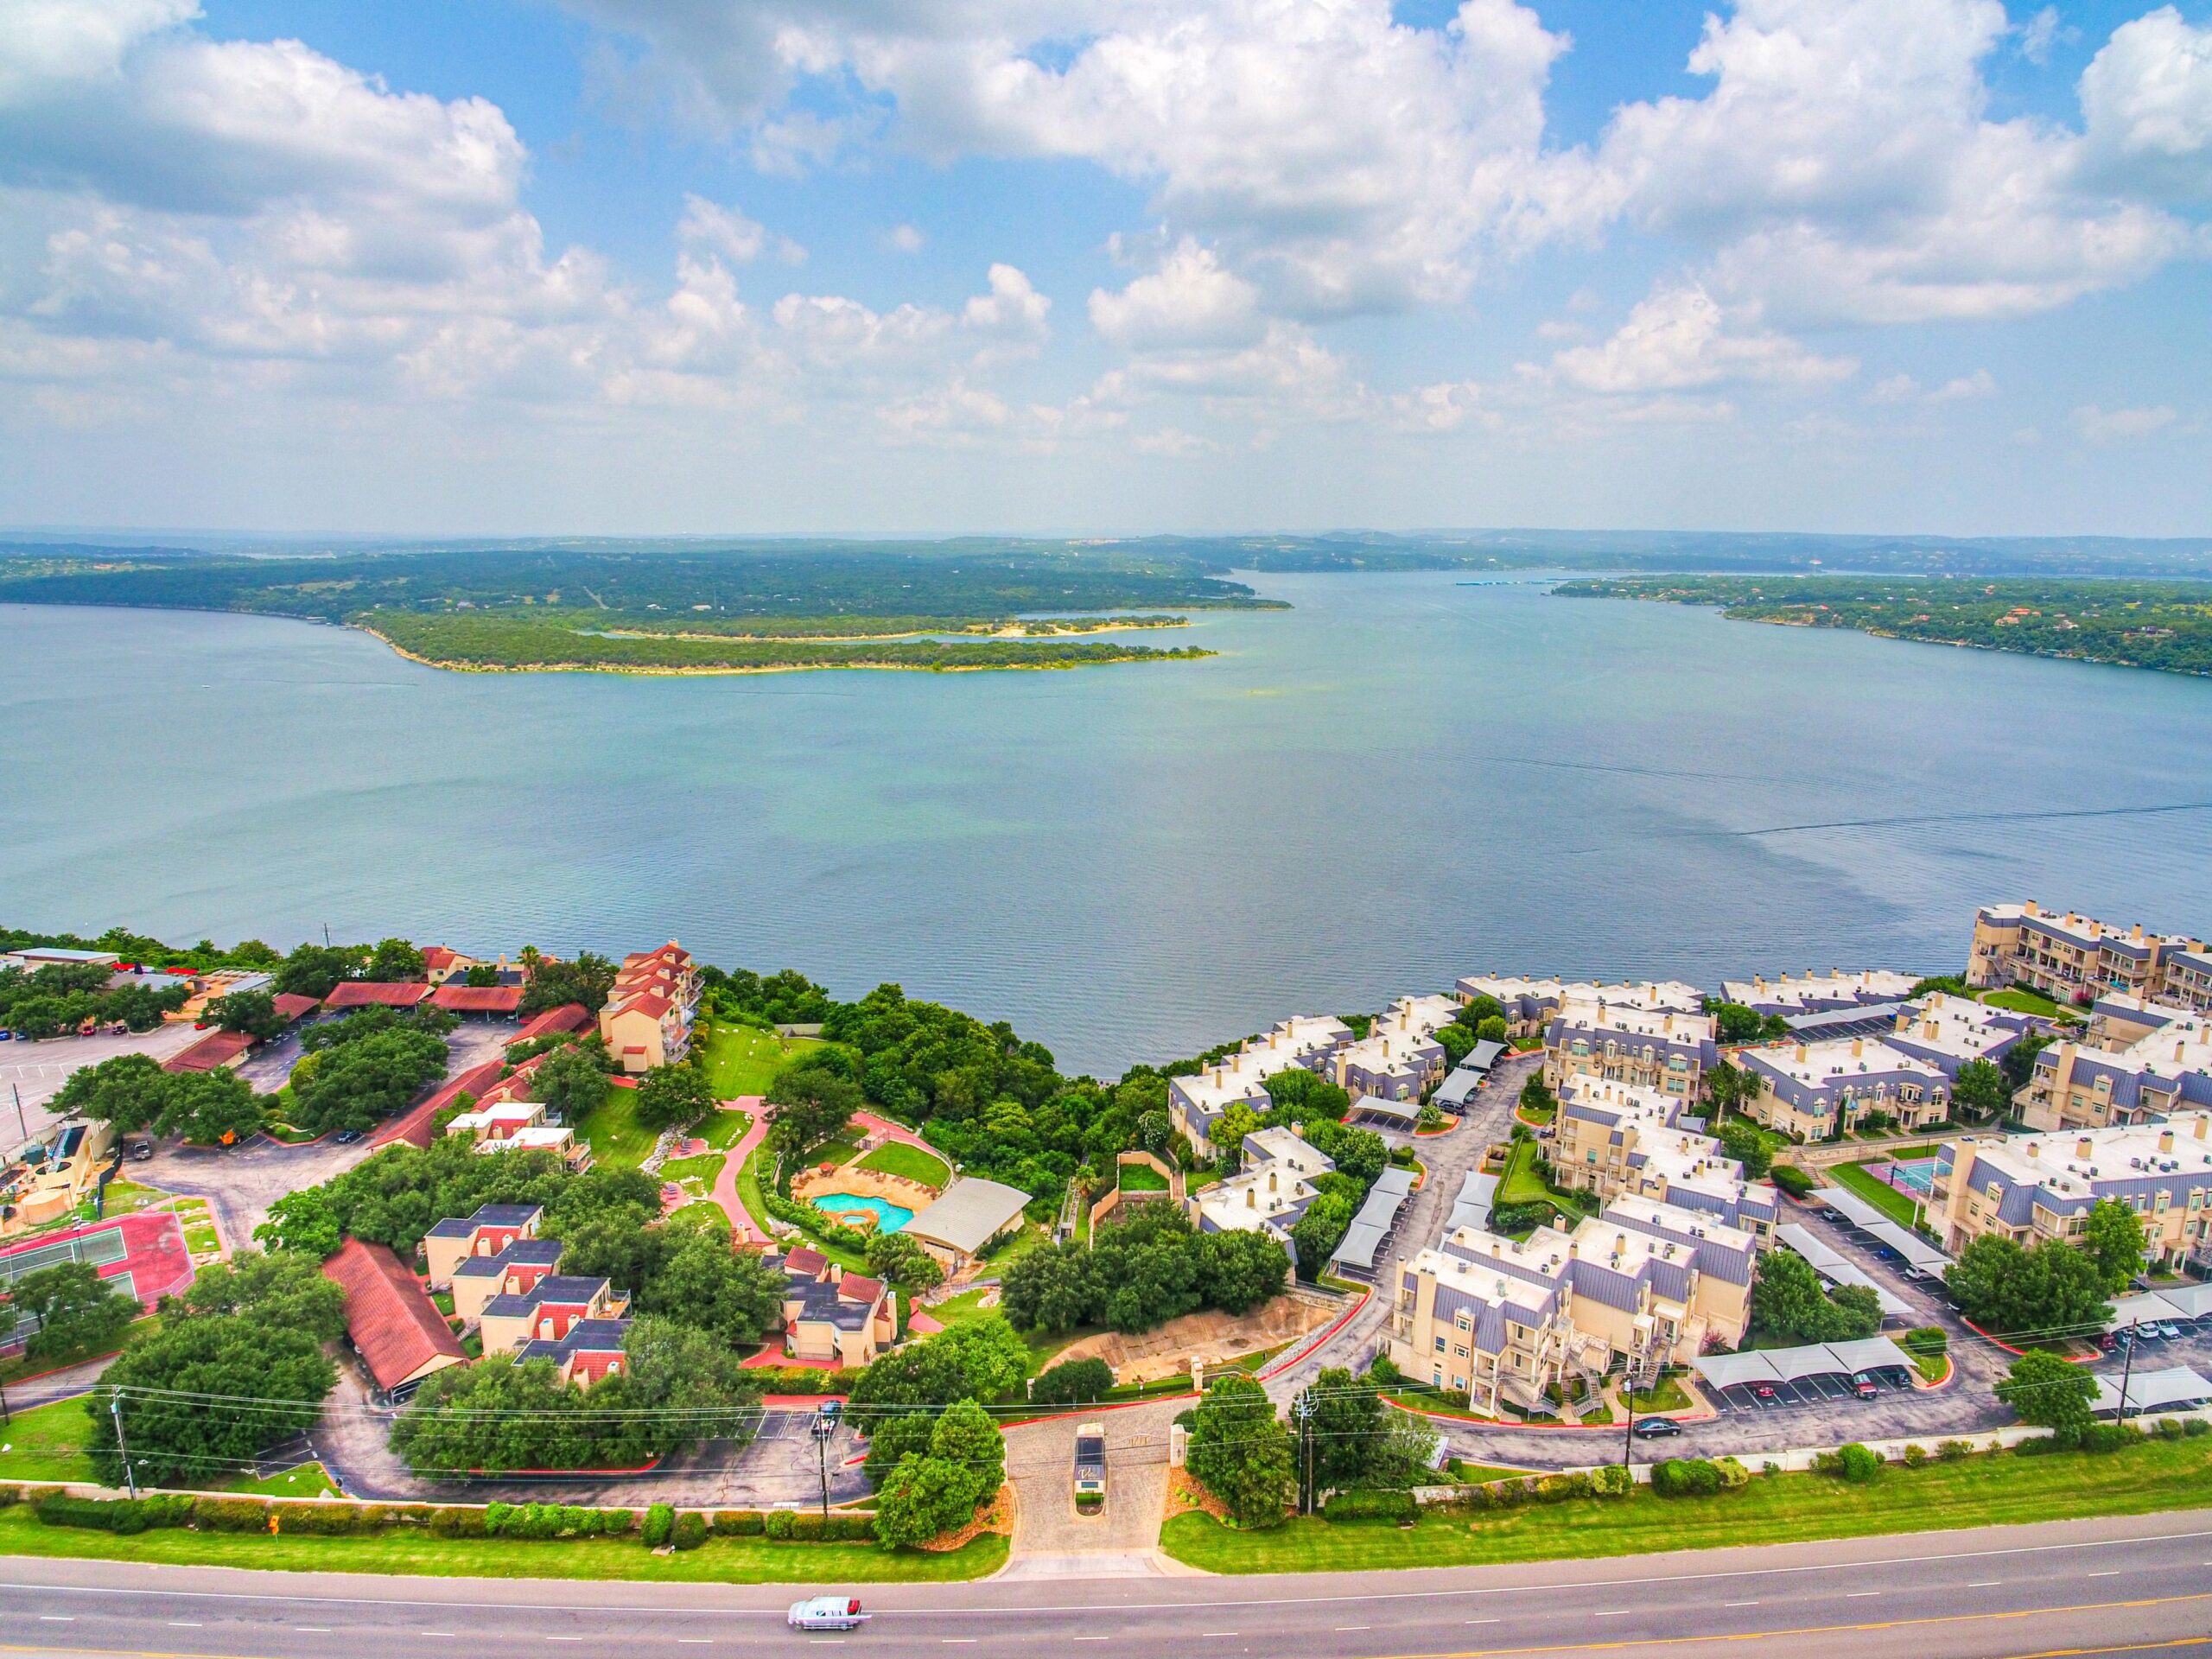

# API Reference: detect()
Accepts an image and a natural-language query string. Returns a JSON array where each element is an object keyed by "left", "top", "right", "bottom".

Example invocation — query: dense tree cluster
[
  {"left": 1292, "top": 1366, "right": 1440, "bottom": 1503},
  {"left": 391, "top": 1317, "right": 761, "bottom": 1476},
  {"left": 274, "top": 1135, "right": 572, "bottom": 1256},
  {"left": 87, "top": 1249, "right": 339, "bottom": 1487},
  {"left": 1947, "top": 1232, "right": 2116, "bottom": 1337},
  {"left": 545, "top": 1169, "right": 785, "bottom": 1348},
  {"left": 1996, "top": 1350, "right": 2100, "bottom": 1445},
  {"left": 1749, "top": 1249, "right": 1883, "bottom": 1344},
  {"left": 51, "top": 1052, "right": 265, "bottom": 1146},
  {"left": 867, "top": 1399, "right": 1006, "bottom": 1548},
  {"left": 0, "top": 960, "right": 188, "bottom": 1039},
  {"left": 1709, "top": 1001, "right": 1790, "bottom": 1043},
  {"left": 849, "top": 1315, "right": 1030, "bottom": 1411},
  {"left": 518, "top": 952, "right": 616, "bottom": 1017},
  {"left": 634, "top": 1063, "right": 716, "bottom": 1133},
  {"left": 287, "top": 1006, "right": 453, "bottom": 1135},
  {"left": 527, "top": 1038, "right": 615, "bottom": 1119},
  {"left": 7, "top": 1262, "right": 138, "bottom": 1363},
  {"left": 999, "top": 1205, "right": 1288, "bottom": 1336},
  {"left": 703, "top": 966, "right": 833, "bottom": 1027},
  {"left": 1185, "top": 1376, "right": 1296, "bottom": 1529}
]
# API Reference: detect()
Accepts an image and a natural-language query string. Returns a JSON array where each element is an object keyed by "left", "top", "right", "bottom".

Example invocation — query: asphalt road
[{"left": 3, "top": 1510, "right": 2207, "bottom": 1658}]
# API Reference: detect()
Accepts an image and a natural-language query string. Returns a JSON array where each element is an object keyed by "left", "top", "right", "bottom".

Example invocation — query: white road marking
[
  {"left": 168, "top": 1621, "right": 203, "bottom": 1626},
  {"left": 677, "top": 1640, "right": 712, "bottom": 1645},
  {"left": 1846, "top": 1591, "right": 1882, "bottom": 1599},
  {"left": 1335, "top": 1626, "right": 1370, "bottom": 1631},
  {"left": 38, "top": 1617, "right": 74, "bottom": 1623},
  {"left": 548, "top": 1637, "right": 584, "bottom": 1642},
  {"left": 296, "top": 1628, "right": 333, "bottom": 1633},
  {"left": 1594, "top": 1611, "right": 1631, "bottom": 1618},
  {"left": 1724, "top": 1600, "right": 1759, "bottom": 1607},
  {"left": 2086, "top": 1570, "right": 2121, "bottom": 1578},
  {"left": 422, "top": 1632, "right": 457, "bottom": 1638},
  {"left": 1465, "top": 1618, "right": 1498, "bottom": 1625},
  {"left": 1967, "top": 1581, "right": 2002, "bottom": 1588}
]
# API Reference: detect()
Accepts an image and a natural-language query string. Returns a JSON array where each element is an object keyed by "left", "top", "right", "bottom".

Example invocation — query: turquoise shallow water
[
  {"left": 3, "top": 571, "right": 2210, "bottom": 1076},
  {"left": 813, "top": 1193, "right": 914, "bottom": 1232}
]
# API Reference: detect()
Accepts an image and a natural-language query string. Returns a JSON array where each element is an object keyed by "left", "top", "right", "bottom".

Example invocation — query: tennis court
[{"left": 0, "top": 1223, "right": 130, "bottom": 1284}]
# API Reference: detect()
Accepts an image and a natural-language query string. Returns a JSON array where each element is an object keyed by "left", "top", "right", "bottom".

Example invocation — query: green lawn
[
  {"left": 1494, "top": 1140, "right": 1592, "bottom": 1228},
  {"left": 668, "top": 1201, "right": 732, "bottom": 1236},
  {"left": 1116, "top": 1162, "right": 1169, "bottom": 1192},
  {"left": 701, "top": 1027, "right": 825, "bottom": 1099},
  {"left": 925, "top": 1287, "right": 998, "bottom": 1328},
  {"left": 657, "top": 1153, "right": 727, "bottom": 1185},
  {"left": 736, "top": 1145, "right": 870, "bottom": 1274},
  {"left": 1449, "top": 1461, "right": 1535, "bottom": 1484},
  {"left": 697, "top": 1106, "right": 753, "bottom": 1151},
  {"left": 98, "top": 1180, "right": 169, "bottom": 1215},
  {"left": 1624, "top": 1376, "right": 1691, "bottom": 1413},
  {"left": 1985, "top": 987, "right": 2061, "bottom": 1016},
  {"left": 228, "top": 1463, "right": 340, "bottom": 1497},
  {"left": 1829, "top": 1160, "right": 1925, "bottom": 1229},
  {"left": 577, "top": 1080, "right": 658, "bottom": 1168},
  {"left": 1162, "top": 1434, "right": 2212, "bottom": 1573},
  {"left": 855, "top": 1141, "right": 950, "bottom": 1189},
  {"left": 0, "top": 1504, "right": 1007, "bottom": 1582},
  {"left": 0, "top": 1396, "right": 98, "bottom": 1482}
]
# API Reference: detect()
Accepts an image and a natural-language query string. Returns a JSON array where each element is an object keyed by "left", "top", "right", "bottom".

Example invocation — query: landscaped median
[
  {"left": 1160, "top": 1423, "right": 2212, "bottom": 1574},
  {"left": 0, "top": 1488, "right": 1007, "bottom": 1583}
]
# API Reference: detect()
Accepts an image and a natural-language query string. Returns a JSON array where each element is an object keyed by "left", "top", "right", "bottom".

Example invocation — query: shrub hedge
[
  {"left": 1770, "top": 1166, "right": 1815, "bottom": 1198},
  {"left": 672, "top": 1511, "right": 708, "bottom": 1550},
  {"left": 642, "top": 1503, "right": 675, "bottom": 1548}
]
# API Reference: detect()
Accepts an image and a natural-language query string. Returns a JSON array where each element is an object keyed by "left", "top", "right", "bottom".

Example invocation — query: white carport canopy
[
  {"left": 1815, "top": 1189, "right": 1949, "bottom": 1270},
  {"left": 1817, "top": 1186, "right": 1898, "bottom": 1230},
  {"left": 1446, "top": 1171, "right": 1497, "bottom": 1236},
  {"left": 1693, "top": 1336, "right": 1914, "bottom": 1391},
  {"left": 1330, "top": 1167, "right": 1418, "bottom": 1271},
  {"left": 2152, "top": 1282, "right": 2212, "bottom": 1319},
  {"left": 1774, "top": 1225, "right": 1913, "bottom": 1319},
  {"left": 2106, "top": 1289, "right": 2209, "bottom": 1332},
  {"left": 2091, "top": 1365, "right": 2212, "bottom": 1415},
  {"left": 1353, "top": 1095, "right": 1421, "bottom": 1123}
]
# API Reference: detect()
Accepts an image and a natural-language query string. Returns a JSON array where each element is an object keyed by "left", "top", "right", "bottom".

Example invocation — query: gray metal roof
[
  {"left": 1772, "top": 1224, "right": 1914, "bottom": 1318},
  {"left": 2091, "top": 1364, "right": 2212, "bottom": 1414},
  {"left": 1693, "top": 1335, "right": 1912, "bottom": 1389},
  {"left": 904, "top": 1177, "right": 1030, "bottom": 1255}
]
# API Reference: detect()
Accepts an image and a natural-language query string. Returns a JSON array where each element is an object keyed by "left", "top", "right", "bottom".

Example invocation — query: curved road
[{"left": 3, "top": 1510, "right": 2208, "bottom": 1657}]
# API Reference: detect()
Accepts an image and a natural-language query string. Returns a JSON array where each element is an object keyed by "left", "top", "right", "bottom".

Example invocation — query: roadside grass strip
[{"left": 1160, "top": 1433, "right": 2212, "bottom": 1573}]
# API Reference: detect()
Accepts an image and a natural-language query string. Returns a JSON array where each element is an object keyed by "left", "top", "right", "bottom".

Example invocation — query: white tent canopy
[
  {"left": 1331, "top": 1166, "right": 1417, "bottom": 1272},
  {"left": 1774, "top": 1225, "right": 1914, "bottom": 1319},
  {"left": 1815, "top": 1188, "right": 1948, "bottom": 1270},
  {"left": 2105, "top": 1288, "right": 2212, "bottom": 1332},
  {"left": 1693, "top": 1336, "right": 1916, "bottom": 1392},
  {"left": 1446, "top": 1171, "right": 1497, "bottom": 1236},
  {"left": 2091, "top": 1365, "right": 2212, "bottom": 1415}
]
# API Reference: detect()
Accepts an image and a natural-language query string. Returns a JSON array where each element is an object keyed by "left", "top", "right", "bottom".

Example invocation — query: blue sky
[{"left": 1, "top": 0, "right": 2208, "bottom": 535}]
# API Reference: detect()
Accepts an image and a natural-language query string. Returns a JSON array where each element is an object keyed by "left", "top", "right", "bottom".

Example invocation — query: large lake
[{"left": 5, "top": 574, "right": 2210, "bottom": 1077}]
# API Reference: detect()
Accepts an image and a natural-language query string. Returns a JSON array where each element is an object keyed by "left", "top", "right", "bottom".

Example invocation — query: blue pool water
[{"left": 813, "top": 1193, "right": 914, "bottom": 1232}]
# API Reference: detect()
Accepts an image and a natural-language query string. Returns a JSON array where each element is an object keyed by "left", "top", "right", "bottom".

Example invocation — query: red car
[{"left": 1753, "top": 1383, "right": 1777, "bottom": 1401}]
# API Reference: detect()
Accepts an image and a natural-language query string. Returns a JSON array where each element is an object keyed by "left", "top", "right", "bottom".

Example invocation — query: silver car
[{"left": 788, "top": 1596, "right": 870, "bottom": 1632}]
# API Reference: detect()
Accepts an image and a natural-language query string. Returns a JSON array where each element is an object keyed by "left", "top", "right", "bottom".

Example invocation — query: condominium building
[
  {"left": 450, "top": 1235, "right": 567, "bottom": 1325},
  {"left": 1186, "top": 1127, "right": 1335, "bottom": 1247},
  {"left": 776, "top": 1248, "right": 897, "bottom": 1369},
  {"left": 1457, "top": 975, "right": 1704, "bottom": 1039},
  {"left": 1166, "top": 1015, "right": 1351, "bottom": 1152},
  {"left": 1881, "top": 992, "right": 2037, "bottom": 1080},
  {"left": 443, "top": 1098, "right": 592, "bottom": 1171},
  {"left": 1929, "top": 1114, "right": 2212, "bottom": 1269},
  {"left": 422, "top": 1202, "right": 546, "bottom": 1289},
  {"left": 598, "top": 942, "right": 701, "bottom": 1074},
  {"left": 1966, "top": 902, "right": 2204, "bottom": 1004},
  {"left": 1542, "top": 995, "right": 1719, "bottom": 1103},
  {"left": 480, "top": 1274, "right": 630, "bottom": 1356},
  {"left": 1718, "top": 969, "right": 1919, "bottom": 1017},
  {"left": 1387, "top": 1197, "right": 1758, "bottom": 1414},
  {"left": 516, "top": 1318, "right": 631, "bottom": 1386},
  {"left": 1547, "top": 1077, "right": 1779, "bottom": 1238},
  {"left": 1738, "top": 1037, "right": 1951, "bottom": 1140},
  {"left": 1337, "top": 1023, "right": 1447, "bottom": 1107},
  {"left": 2013, "top": 1007, "right": 2212, "bottom": 1133}
]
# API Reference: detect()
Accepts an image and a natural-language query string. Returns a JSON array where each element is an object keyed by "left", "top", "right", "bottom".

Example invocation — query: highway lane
[{"left": 3, "top": 1510, "right": 2209, "bottom": 1658}]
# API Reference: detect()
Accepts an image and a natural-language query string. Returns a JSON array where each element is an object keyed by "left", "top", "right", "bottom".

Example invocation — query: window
[
  {"left": 1453, "top": 1344, "right": 1469, "bottom": 1359},
  {"left": 1434, "top": 1336, "right": 1447, "bottom": 1353}
]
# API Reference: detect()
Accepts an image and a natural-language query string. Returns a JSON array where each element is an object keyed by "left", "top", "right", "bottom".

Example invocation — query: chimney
[
  {"left": 1245, "top": 1188, "right": 1255, "bottom": 1210},
  {"left": 1852, "top": 1039, "right": 1864, "bottom": 1058},
  {"left": 2076, "top": 1136, "right": 2094, "bottom": 1160},
  {"left": 1268, "top": 1170, "right": 1279, "bottom": 1193},
  {"left": 1796, "top": 1045, "right": 1808, "bottom": 1063},
  {"left": 1491, "top": 1240, "right": 1502, "bottom": 1258},
  {"left": 2158, "top": 1129, "right": 2175, "bottom": 1154},
  {"left": 2179, "top": 1043, "right": 2188, "bottom": 1065},
  {"left": 1567, "top": 1240, "right": 1579, "bottom": 1259},
  {"left": 2196, "top": 1116, "right": 2209, "bottom": 1141},
  {"left": 2132, "top": 925, "right": 2144, "bottom": 943},
  {"left": 2027, "top": 1142, "right": 2040, "bottom": 1159},
  {"left": 2025, "top": 900, "right": 2040, "bottom": 916}
]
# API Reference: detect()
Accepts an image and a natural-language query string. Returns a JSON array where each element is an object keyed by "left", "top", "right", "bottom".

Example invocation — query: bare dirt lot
[{"left": 1053, "top": 1292, "right": 1341, "bottom": 1382}]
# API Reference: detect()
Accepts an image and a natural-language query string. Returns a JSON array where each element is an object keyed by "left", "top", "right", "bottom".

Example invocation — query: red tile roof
[
  {"left": 162, "top": 1028, "right": 255, "bottom": 1073},
  {"left": 270, "top": 993, "right": 321, "bottom": 1022},
  {"left": 837, "top": 1274, "right": 885, "bottom": 1306},
  {"left": 322, "top": 1238, "right": 467, "bottom": 1392},
  {"left": 430, "top": 983, "right": 524, "bottom": 1014},
  {"left": 422, "top": 946, "right": 461, "bottom": 972},
  {"left": 507, "top": 1003, "right": 589, "bottom": 1046},
  {"left": 369, "top": 1058, "right": 507, "bottom": 1149},
  {"left": 783, "top": 1246, "right": 830, "bottom": 1280},
  {"left": 323, "top": 981, "right": 433, "bottom": 1011},
  {"left": 610, "top": 991, "right": 673, "bottom": 1020}
]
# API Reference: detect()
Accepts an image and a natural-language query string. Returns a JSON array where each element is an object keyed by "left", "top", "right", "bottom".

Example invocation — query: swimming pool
[{"left": 812, "top": 1192, "right": 915, "bottom": 1232}]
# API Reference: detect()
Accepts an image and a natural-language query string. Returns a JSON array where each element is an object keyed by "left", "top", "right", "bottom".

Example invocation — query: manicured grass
[
  {"left": 657, "top": 1153, "right": 727, "bottom": 1185},
  {"left": 1494, "top": 1139, "right": 1592, "bottom": 1227},
  {"left": 804, "top": 1130, "right": 866, "bottom": 1168},
  {"left": 1116, "top": 1162, "right": 1169, "bottom": 1192},
  {"left": 700, "top": 1027, "right": 825, "bottom": 1100},
  {"left": 0, "top": 1504, "right": 1007, "bottom": 1582},
  {"left": 1986, "top": 988, "right": 2061, "bottom": 1016},
  {"left": 227, "top": 1463, "right": 340, "bottom": 1497},
  {"left": 578, "top": 1079, "right": 658, "bottom": 1168},
  {"left": 1160, "top": 1433, "right": 2212, "bottom": 1574},
  {"left": 668, "top": 1201, "right": 732, "bottom": 1236},
  {"left": 697, "top": 1106, "right": 753, "bottom": 1151},
  {"left": 736, "top": 1145, "right": 870, "bottom": 1274},
  {"left": 1624, "top": 1376, "right": 1690, "bottom": 1413},
  {"left": 0, "top": 1396, "right": 99, "bottom": 1483},
  {"left": 855, "top": 1141, "right": 951, "bottom": 1189},
  {"left": 1828, "top": 1160, "right": 1926, "bottom": 1229},
  {"left": 925, "top": 1288, "right": 997, "bottom": 1328},
  {"left": 97, "top": 1180, "right": 169, "bottom": 1214},
  {"left": 1449, "top": 1461, "right": 1535, "bottom": 1484}
]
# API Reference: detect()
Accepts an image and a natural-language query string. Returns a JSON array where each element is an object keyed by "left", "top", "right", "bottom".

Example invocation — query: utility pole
[
  {"left": 1295, "top": 1393, "right": 1315, "bottom": 1516},
  {"left": 11, "top": 1083, "right": 25, "bottom": 1141},
  {"left": 1622, "top": 1367, "right": 1636, "bottom": 1482},
  {"left": 322, "top": 923, "right": 332, "bottom": 949},
  {"left": 811, "top": 1412, "right": 833, "bottom": 1518},
  {"left": 110, "top": 1391, "right": 137, "bottom": 1500},
  {"left": 2117, "top": 1318, "right": 2139, "bottom": 1425}
]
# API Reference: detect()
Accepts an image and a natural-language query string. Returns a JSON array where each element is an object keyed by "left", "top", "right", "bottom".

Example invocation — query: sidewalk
[{"left": 709, "top": 1096, "right": 771, "bottom": 1243}]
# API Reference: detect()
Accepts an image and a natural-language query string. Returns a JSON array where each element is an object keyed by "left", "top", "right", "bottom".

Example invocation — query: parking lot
[{"left": 1709, "top": 1363, "right": 1917, "bottom": 1414}]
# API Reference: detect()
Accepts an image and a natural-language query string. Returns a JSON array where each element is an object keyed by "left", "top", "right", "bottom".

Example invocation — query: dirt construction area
[{"left": 1052, "top": 1291, "right": 1341, "bottom": 1382}]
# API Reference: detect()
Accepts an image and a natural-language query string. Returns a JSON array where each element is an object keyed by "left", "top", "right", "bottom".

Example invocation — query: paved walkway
[
  {"left": 708, "top": 1096, "right": 770, "bottom": 1243},
  {"left": 1000, "top": 1396, "right": 1185, "bottom": 1575}
]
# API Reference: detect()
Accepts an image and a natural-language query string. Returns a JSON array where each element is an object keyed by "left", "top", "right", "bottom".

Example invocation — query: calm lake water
[{"left": 5, "top": 574, "right": 2210, "bottom": 1077}]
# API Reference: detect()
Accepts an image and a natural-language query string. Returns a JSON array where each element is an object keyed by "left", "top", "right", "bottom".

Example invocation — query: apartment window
[
  {"left": 1453, "top": 1344, "right": 1470, "bottom": 1359},
  {"left": 1434, "top": 1336, "right": 1447, "bottom": 1353}
]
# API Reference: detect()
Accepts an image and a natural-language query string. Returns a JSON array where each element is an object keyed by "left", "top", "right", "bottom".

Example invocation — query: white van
[{"left": 787, "top": 1596, "right": 869, "bottom": 1631}]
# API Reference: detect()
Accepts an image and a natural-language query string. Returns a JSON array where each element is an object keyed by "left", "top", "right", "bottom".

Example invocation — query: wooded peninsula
[
  {"left": 0, "top": 543, "right": 1275, "bottom": 674},
  {"left": 1554, "top": 575, "right": 2212, "bottom": 678}
]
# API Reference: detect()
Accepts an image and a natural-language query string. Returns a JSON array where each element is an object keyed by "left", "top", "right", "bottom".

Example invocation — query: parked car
[
  {"left": 332, "top": 1128, "right": 364, "bottom": 1145},
  {"left": 1851, "top": 1372, "right": 1879, "bottom": 1400},
  {"left": 1631, "top": 1417, "right": 1681, "bottom": 1439},
  {"left": 128, "top": 1141, "right": 154, "bottom": 1162},
  {"left": 1752, "top": 1383, "right": 1777, "bottom": 1401},
  {"left": 787, "top": 1597, "right": 869, "bottom": 1631},
  {"left": 2156, "top": 1323, "right": 2183, "bottom": 1340}
]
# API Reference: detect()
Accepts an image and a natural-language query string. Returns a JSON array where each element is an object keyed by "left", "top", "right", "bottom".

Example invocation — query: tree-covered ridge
[
  {"left": 0, "top": 543, "right": 1278, "bottom": 621},
  {"left": 1554, "top": 575, "right": 2212, "bottom": 677}
]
